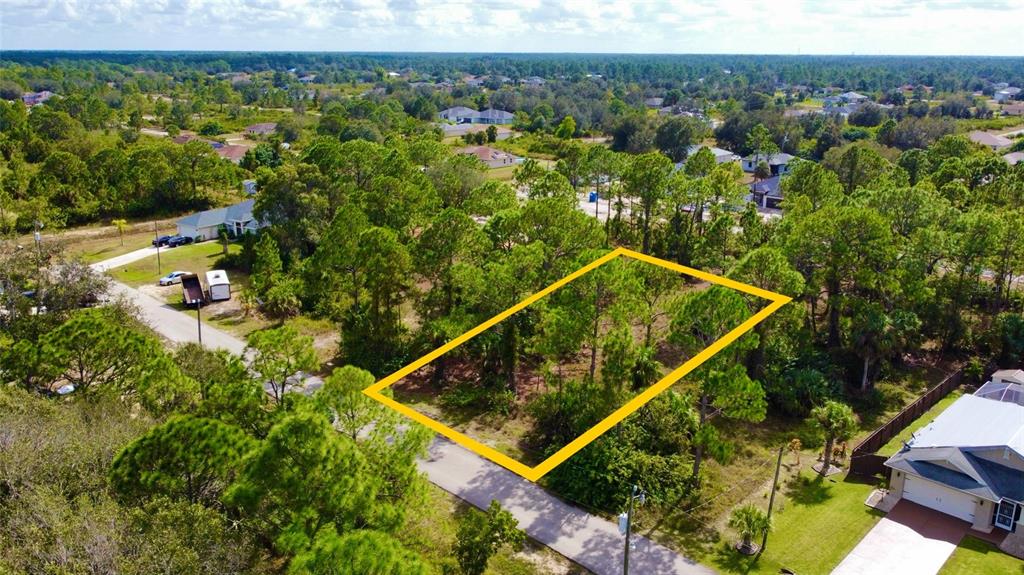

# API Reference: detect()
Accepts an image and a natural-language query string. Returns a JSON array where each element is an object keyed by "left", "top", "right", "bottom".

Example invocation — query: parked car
[
  {"left": 152, "top": 235, "right": 172, "bottom": 247},
  {"left": 166, "top": 235, "right": 194, "bottom": 248},
  {"left": 159, "top": 271, "right": 190, "bottom": 286}
]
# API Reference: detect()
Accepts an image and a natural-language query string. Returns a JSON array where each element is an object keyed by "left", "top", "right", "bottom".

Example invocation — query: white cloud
[{"left": 0, "top": 0, "right": 1021, "bottom": 54}]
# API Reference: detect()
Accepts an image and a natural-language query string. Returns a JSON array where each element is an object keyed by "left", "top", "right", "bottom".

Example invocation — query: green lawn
[
  {"left": 690, "top": 471, "right": 883, "bottom": 575},
  {"left": 108, "top": 241, "right": 240, "bottom": 287},
  {"left": 67, "top": 228, "right": 170, "bottom": 264},
  {"left": 939, "top": 536, "right": 1024, "bottom": 575},
  {"left": 878, "top": 390, "right": 962, "bottom": 456}
]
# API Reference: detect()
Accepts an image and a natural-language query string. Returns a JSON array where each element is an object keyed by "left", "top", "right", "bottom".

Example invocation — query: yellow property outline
[{"left": 363, "top": 247, "right": 791, "bottom": 482}]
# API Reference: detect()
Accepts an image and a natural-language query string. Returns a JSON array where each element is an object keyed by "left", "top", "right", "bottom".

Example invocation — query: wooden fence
[{"left": 848, "top": 369, "right": 963, "bottom": 477}]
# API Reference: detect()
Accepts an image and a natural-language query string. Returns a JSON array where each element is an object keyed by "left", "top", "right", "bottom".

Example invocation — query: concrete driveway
[{"left": 832, "top": 500, "right": 970, "bottom": 575}]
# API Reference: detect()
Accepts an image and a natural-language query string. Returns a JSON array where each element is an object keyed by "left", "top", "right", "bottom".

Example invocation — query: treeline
[
  {"left": 6, "top": 52, "right": 1024, "bottom": 93},
  {"left": 0, "top": 99, "right": 242, "bottom": 230}
]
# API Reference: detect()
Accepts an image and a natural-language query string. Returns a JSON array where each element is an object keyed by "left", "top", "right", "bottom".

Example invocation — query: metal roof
[{"left": 904, "top": 394, "right": 1024, "bottom": 454}]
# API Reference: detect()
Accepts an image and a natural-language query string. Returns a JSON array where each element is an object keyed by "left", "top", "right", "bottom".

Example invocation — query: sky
[{"left": 2, "top": 0, "right": 1023, "bottom": 56}]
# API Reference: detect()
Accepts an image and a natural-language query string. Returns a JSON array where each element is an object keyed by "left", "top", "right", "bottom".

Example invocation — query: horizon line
[{"left": 2, "top": 49, "right": 1022, "bottom": 59}]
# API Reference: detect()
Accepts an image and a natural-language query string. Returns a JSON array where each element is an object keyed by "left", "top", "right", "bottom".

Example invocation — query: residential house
[
  {"left": 176, "top": 199, "right": 266, "bottom": 240},
  {"left": 683, "top": 145, "right": 739, "bottom": 165},
  {"left": 839, "top": 91, "right": 869, "bottom": 104},
  {"left": 245, "top": 122, "right": 277, "bottom": 137},
  {"left": 21, "top": 90, "right": 53, "bottom": 106},
  {"left": 474, "top": 108, "right": 514, "bottom": 125},
  {"left": 741, "top": 152, "right": 795, "bottom": 176},
  {"left": 458, "top": 146, "right": 519, "bottom": 169},
  {"left": 438, "top": 106, "right": 478, "bottom": 124},
  {"left": 644, "top": 97, "right": 665, "bottom": 108},
  {"left": 969, "top": 130, "right": 1013, "bottom": 152},
  {"left": 994, "top": 82, "right": 1010, "bottom": 91},
  {"left": 749, "top": 176, "right": 783, "bottom": 209},
  {"left": 216, "top": 145, "right": 249, "bottom": 164},
  {"left": 520, "top": 76, "right": 546, "bottom": 87},
  {"left": 1003, "top": 152, "right": 1024, "bottom": 166},
  {"left": 885, "top": 370, "right": 1024, "bottom": 558},
  {"left": 995, "top": 87, "right": 1021, "bottom": 103},
  {"left": 298, "top": 75, "right": 317, "bottom": 84}
]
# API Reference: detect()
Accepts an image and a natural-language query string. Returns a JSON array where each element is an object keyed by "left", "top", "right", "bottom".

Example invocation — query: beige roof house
[
  {"left": 968, "top": 130, "right": 1012, "bottom": 151},
  {"left": 458, "top": 146, "right": 519, "bottom": 169}
]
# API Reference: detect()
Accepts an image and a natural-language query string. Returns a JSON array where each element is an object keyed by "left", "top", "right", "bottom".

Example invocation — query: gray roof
[
  {"left": 751, "top": 176, "right": 782, "bottom": 197},
  {"left": 685, "top": 145, "right": 738, "bottom": 161},
  {"left": 178, "top": 200, "right": 255, "bottom": 229},
  {"left": 965, "top": 453, "right": 1024, "bottom": 502},
  {"left": 743, "top": 152, "right": 795, "bottom": 165},
  {"left": 439, "top": 106, "right": 477, "bottom": 118},
  {"left": 476, "top": 108, "right": 513, "bottom": 120}
]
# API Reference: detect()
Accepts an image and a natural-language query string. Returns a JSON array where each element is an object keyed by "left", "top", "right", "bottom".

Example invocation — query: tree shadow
[{"left": 784, "top": 474, "right": 836, "bottom": 505}]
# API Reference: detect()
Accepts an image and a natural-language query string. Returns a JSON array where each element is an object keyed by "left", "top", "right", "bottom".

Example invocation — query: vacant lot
[{"left": 390, "top": 255, "right": 725, "bottom": 466}]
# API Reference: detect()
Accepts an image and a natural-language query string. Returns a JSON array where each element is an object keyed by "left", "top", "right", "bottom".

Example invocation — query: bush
[{"left": 198, "top": 121, "right": 225, "bottom": 136}]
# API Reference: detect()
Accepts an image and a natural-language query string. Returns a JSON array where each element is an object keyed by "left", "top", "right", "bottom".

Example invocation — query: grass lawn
[
  {"left": 108, "top": 241, "right": 240, "bottom": 287},
  {"left": 66, "top": 228, "right": 172, "bottom": 264},
  {"left": 486, "top": 165, "right": 517, "bottom": 181},
  {"left": 938, "top": 536, "right": 1024, "bottom": 575},
  {"left": 878, "top": 389, "right": 963, "bottom": 456},
  {"left": 682, "top": 471, "right": 883, "bottom": 575}
]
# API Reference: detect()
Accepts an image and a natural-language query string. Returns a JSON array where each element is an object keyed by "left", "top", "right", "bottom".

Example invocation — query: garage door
[{"left": 903, "top": 474, "right": 976, "bottom": 523}]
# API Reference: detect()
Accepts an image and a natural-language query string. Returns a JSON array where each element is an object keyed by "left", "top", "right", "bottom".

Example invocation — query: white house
[
  {"left": 741, "top": 152, "right": 795, "bottom": 176},
  {"left": 474, "top": 108, "right": 514, "bottom": 125},
  {"left": 885, "top": 370, "right": 1024, "bottom": 557},
  {"left": 438, "top": 106, "right": 478, "bottom": 124},
  {"left": 438, "top": 107, "right": 514, "bottom": 125},
  {"left": 176, "top": 199, "right": 265, "bottom": 241},
  {"left": 839, "top": 91, "right": 869, "bottom": 104},
  {"left": 995, "top": 87, "right": 1021, "bottom": 103},
  {"left": 683, "top": 145, "right": 740, "bottom": 165}
]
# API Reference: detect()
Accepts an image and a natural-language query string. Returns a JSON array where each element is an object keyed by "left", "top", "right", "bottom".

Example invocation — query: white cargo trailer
[{"left": 205, "top": 270, "right": 231, "bottom": 302}]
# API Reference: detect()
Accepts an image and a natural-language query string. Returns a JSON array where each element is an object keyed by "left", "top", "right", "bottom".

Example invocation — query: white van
[{"left": 205, "top": 270, "right": 231, "bottom": 302}]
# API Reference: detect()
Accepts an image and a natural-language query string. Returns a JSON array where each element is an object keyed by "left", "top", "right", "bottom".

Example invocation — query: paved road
[
  {"left": 91, "top": 248, "right": 246, "bottom": 355},
  {"left": 423, "top": 436, "right": 714, "bottom": 575},
  {"left": 92, "top": 251, "right": 710, "bottom": 575}
]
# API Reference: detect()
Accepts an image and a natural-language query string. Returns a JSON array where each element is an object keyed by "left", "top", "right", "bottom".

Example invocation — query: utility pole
[
  {"left": 154, "top": 222, "right": 162, "bottom": 275},
  {"left": 195, "top": 301, "right": 203, "bottom": 344},
  {"left": 33, "top": 220, "right": 43, "bottom": 272},
  {"left": 762, "top": 445, "right": 785, "bottom": 552},
  {"left": 619, "top": 485, "right": 646, "bottom": 575}
]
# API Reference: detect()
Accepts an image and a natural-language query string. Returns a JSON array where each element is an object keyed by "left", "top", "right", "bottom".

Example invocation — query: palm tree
[
  {"left": 728, "top": 504, "right": 772, "bottom": 555},
  {"left": 809, "top": 400, "right": 859, "bottom": 476},
  {"left": 111, "top": 218, "right": 128, "bottom": 246}
]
